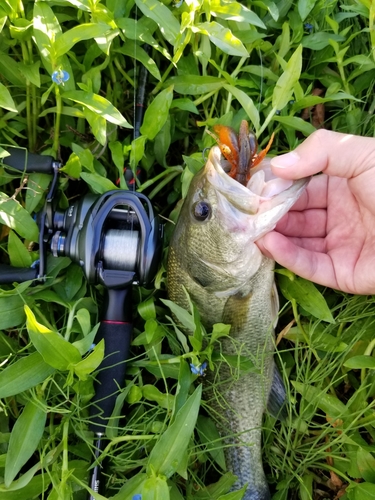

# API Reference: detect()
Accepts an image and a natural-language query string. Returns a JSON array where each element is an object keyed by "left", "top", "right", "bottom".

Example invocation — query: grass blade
[
  {"left": 5, "top": 399, "right": 46, "bottom": 487},
  {"left": 147, "top": 384, "right": 202, "bottom": 478}
]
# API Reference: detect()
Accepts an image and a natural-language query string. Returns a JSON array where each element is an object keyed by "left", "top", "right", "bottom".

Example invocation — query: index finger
[{"left": 270, "top": 130, "right": 375, "bottom": 180}]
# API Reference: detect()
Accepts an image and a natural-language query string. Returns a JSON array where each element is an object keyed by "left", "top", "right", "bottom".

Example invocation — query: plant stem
[
  {"left": 21, "top": 41, "right": 33, "bottom": 151},
  {"left": 53, "top": 85, "right": 62, "bottom": 157},
  {"left": 151, "top": 62, "right": 174, "bottom": 95},
  {"left": 113, "top": 57, "right": 134, "bottom": 87},
  {"left": 291, "top": 298, "right": 320, "bottom": 361},
  {"left": 258, "top": 107, "right": 277, "bottom": 137}
]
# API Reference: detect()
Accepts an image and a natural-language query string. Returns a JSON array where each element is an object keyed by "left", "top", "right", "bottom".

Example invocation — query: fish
[{"left": 167, "top": 124, "right": 309, "bottom": 499}]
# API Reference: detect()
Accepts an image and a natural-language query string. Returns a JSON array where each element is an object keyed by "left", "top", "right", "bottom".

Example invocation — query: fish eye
[{"left": 192, "top": 201, "right": 211, "bottom": 221}]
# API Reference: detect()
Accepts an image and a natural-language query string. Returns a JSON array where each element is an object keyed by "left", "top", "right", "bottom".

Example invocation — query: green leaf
[
  {"left": 53, "top": 23, "right": 111, "bottom": 58},
  {"left": 63, "top": 90, "right": 132, "bottom": 128},
  {"left": 83, "top": 107, "right": 107, "bottom": 145},
  {"left": 173, "top": 360, "right": 192, "bottom": 417},
  {"left": 298, "top": 0, "right": 317, "bottom": 21},
  {"left": 302, "top": 33, "right": 346, "bottom": 51},
  {"left": 18, "top": 62, "right": 41, "bottom": 87},
  {"left": 0, "top": 82, "right": 18, "bottom": 112},
  {"left": 115, "top": 42, "right": 161, "bottom": 81},
  {"left": 25, "top": 172, "right": 51, "bottom": 213},
  {"left": 210, "top": 0, "right": 265, "bottom": 29},
  {"left": 140, "top": 86, "right": 174, "bottom": 140},
  {"left": 344, "top": 355, "right": 375, "bottom": 369},
  {"left": 277, "top": 274, "right": 335, "bottom": 323},
  {"left": 160, "top": 299, "right": 195, "bottom": 332},
  {"left": 137, "top": 297, "right": 157, "bottom": 321},
  {"left": 62, "top": 0, "right": 91, "bottom": 12},
  {"left": 273, "top": 115, "right": 316, "bottom": 136},
  {"left": 5, "top": 400, "right": 47, "bottom": 487},
  {"left": 111, "top": 472, "right": 147, "bottom": 500},
  {"left": 293, "top": 92, "right": 360, "bottom": 111},
  {"left": 292, "top": 381, "right": 348, "bottom": 418},
  {"left": 80, "top": 172, "right": 118, "bottom": 194},
  {"left": 171, "top": 98, "right": 199, "bottom": 114},
  {"left": 195, "top": 472, "right": 237, "bottom": 498},
  {"left": 60, "top": 153, "right": 81, "bottom": 179},
  {"left": 197, "top": 415, "right": 226, "bottom": 469},
  {"left": 272, "top": 45, "right": 303, "bottom": 111},
  {"left": 129, "top": 135, "right": 147, "bottom": 170},
  {"left": 154, "top": 117, "right": 171, "bottom": 167},
  {"left": 299, "top": 473, "right": 314, "bottom": 500},
  {"left": 166, "top": 75, "right": 225, "bottom": 95},
  {"left": 0, "top": 352, "right": 55, "bottom": 399},
  {"left": 347, "top": 482, "right": 375, "bottom": 499},
  {"left": 116, "top": 18, "right": 172, "bottom": 61},
  {"left": 73, "top": 339, "right": 104, "bottom": 381},
  {"left": 210, "top": 323, "right": 231, "bottom": 344},
  {"left": 52, "top": 263, "right": 84, "bottom": 302},
  {"left": 357, "top": 448, "right": 375, "bottom": 482},
  {"left": 33, "top": 2, "right": 62, "bottom": 66},
  {"left": 25, "top": 305, "right": 81, "bottom": 371},
  {"left": 8, "top": 230, "right": 32, "bottom": 268},
  {"left": 73, "top": 322, "right": 100, "bottom": 355},
  {"left": 0, "top": 192, "right": 39, "bottom": 241},
  {"left": 75, "top": 308, "right": 92, "bottom": 337},
  {"left": 147, "top": 385, "right": 202, "bottom": 478},
  {"left": 223, "top": 84, "right": 260, "bottom": 133},
  {"left": 142, "top": 475, "right": 170, "bottom": 500},
  {"left": 132, "top": 319, "right": 165, "bottom": 346},
  {"left": 194, "top": 22, "right": 248, "bottom": 57},
  {"left": 135, "top": 0, "right": 180, "bottom": 46},
  {"left": 218, "top": 487, "right": 248, "bottom": 500},
  {"left": 143, "top": 385, "right": 174, "bottom": 410},
  {"left": 0, "top": 474, "right": 51, "bottom": 499},
  {"left": 0, "top": 294, "right": 26, "bottom": 329},
  {"left": 108, "top": 141, "right": 124, "bottom": 178},
  {"left": 0, "top": 54, "right": 25, "bottom": 86}
]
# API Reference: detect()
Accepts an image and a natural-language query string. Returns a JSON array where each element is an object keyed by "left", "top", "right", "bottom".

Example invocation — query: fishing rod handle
[
  {"left": 3, "top": 147, "right": 57, "bottom": 173},
  {"left": 89, "top": 320, "right": 132, "bottom": 434},
  {"left": 0, "top": 264, "right": 38, "bottom": 284}
]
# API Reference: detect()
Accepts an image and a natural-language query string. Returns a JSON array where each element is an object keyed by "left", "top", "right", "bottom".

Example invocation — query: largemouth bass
[{"left": 167, "top": 126, "right": 309, "bottom": 500}]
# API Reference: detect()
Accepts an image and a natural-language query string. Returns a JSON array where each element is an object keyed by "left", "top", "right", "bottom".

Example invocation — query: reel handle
[
  {"left": 89, "top": 319, "right": 132, "bottom": 433},
  {"left": 88, "top": 317, "right": 132, "bottom": 499}
]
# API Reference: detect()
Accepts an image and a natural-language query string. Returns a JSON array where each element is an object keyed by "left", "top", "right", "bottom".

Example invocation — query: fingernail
[{"left": 271, "top": 151, "right": 300, "bottom": 169}]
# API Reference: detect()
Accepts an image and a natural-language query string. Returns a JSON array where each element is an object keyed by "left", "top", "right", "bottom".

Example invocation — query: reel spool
[
  {"left": 50, "top": 190, "right": 162, "bottom": 288},
  {"left": 102, "top": 229, "right": 140, "bottom": 272}
]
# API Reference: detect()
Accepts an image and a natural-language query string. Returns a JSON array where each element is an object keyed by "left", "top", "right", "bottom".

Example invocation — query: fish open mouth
[{"left": 206, "top": 145, "right": 310, "bottom": 217}]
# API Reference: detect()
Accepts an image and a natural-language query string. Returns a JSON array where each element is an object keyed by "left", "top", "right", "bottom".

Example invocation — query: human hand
[{"left": 256, "top": 129, "right": 375, "bottom": 294}]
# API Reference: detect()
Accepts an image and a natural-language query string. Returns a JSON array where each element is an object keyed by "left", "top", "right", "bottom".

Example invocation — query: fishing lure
[{"left": 209, "top": 120, "right": 274, "bottom": 186}]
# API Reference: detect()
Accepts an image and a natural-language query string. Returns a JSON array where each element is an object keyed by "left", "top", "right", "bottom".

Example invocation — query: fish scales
[
  {"left": 214, "top": 257, "right": 276, "bottom": 500},
  {"left": 167, "top": 140, "right": 309, "bottom": 499}
]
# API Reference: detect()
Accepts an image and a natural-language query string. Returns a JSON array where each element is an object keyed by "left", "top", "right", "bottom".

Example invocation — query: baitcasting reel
[
  {"left": 1, "top": 148, "right": 162, "bottom": 292},
  {"left": 50, "top": 190, "right": 161, "bottom": 290}
]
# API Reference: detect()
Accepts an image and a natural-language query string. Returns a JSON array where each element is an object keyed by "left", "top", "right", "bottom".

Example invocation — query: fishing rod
[{"left": 88, "top": 43, "right": 153, "bottom": 497}]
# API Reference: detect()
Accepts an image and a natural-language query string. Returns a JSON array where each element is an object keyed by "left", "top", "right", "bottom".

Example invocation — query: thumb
[{"left": 270, "top": 129, "right": 375, "bottom": 180}]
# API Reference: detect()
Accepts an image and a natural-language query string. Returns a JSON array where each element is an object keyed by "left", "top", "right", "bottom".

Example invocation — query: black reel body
[{"left": 50, "top": 190, "right": 162, "bottom": 288}]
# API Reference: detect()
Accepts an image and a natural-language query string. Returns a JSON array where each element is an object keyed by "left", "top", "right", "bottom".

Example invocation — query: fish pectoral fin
[
  {"left": 271, "top": 282, "right": 279, "bottom": 329},
  {"left": 267, "top": 364, "right": 288, "bottom": 421}
]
